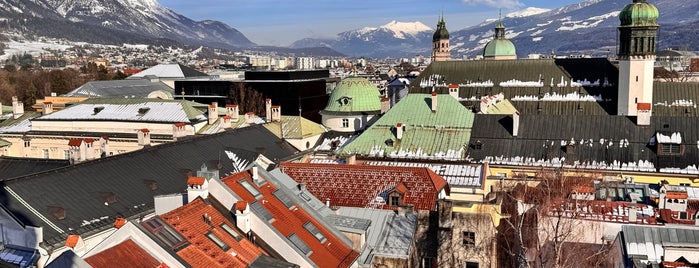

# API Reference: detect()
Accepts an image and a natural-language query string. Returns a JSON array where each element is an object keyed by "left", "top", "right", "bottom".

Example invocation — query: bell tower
[
  {"left": 431, "top": 15, "right": 450, "bottom": 62},
  {"left": 617, "top": 0, "right": 659, "bottom": 116}
]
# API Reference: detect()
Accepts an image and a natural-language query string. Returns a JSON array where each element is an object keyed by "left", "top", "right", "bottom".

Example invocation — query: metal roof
[
  {"left": 64, "top": 79, "right": 174, "bottom": 98},
  {"left": 129, "top": 64, "right": 208, "bottom": 79},
  {"left": 0, "top": 124, "right": 299, "bottom": 249},
  {"left": 621, "top": 225, "right": 699, "bottom": 263},
  {"left": 324, "top": 77, "right": 382, "bottom": 113},
  {"left": 0, "top": 157, "right": 70, "bottom": 181},
  {"left": 35, "top": 99, "right": 205, "bottom": 123},
  {"left": 340, "top": 93, "right": 475, "bottom": 160},
  {"left": 0, "top": 112, "right": 40, "bottom": 133}
]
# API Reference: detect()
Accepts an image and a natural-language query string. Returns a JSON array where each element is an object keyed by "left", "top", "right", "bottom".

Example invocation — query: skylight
[
  {"left": 303, "top": 222, "right": 327, "bottom": 243},
  {"left": 288, "top": 233, "right": 312, "bottom": 256},
  {"left": 239, "top": 179, "right": 261, "bottom": 198},
  {"left": 206, "top": 232, "right": 230, "bottom": 251}
]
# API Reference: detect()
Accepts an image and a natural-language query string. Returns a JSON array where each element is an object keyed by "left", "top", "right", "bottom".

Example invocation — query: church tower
[
  {"left": 617, "top": 0, "right": 659, "bottom": 116},
  {"left": 432, "top": 16, "right": 450, "bottom": 62},
  {"left": 483, "top": 13, "right": 516, "bottom": 60}
]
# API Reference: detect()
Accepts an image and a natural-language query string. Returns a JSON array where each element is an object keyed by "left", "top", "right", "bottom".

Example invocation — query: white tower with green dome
[
  {"left": 483, "top": 18, "right": 516, "bottom": 60},
  {"left": 320, "top": 77, "right": 382, "bottom": 132},
  {"left": 617, "top": 0, "right": 659, "bottom": 116}
]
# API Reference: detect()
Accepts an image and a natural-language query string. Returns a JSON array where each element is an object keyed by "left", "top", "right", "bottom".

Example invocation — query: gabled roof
[
  {"left": 620, "top": 225, "right": 699, "bottom": 263},
  {"left": 0, "top": 111, "right": 40, "bottom": 133},
  {"left": 64, "top": 78, "right": 174, "bottom": 98},
  {"left": 220, "top": 168, "right": 359, "bottom": 268},
  {"left": 34, "top": 99, "right": 205, "bottom": 123},
  {"left": 263, "top": 116, "right": 327, "bottom": 140},
  {"left": 160, "top": 198, "right": 267, "bottom": 267},
  {"left": 279, "top": 162, "right": 448, "bottom": 211},
  {"left": 469, "top": 114, "right": 699, "bottom": 173},
  {"left": 1, "top": 124, "right": 299, "bottom": 249},
  {"left": 45, "top": 250, "right": 92, "bottom": 268},
  {"left": 84, "top": 239, "right": 163, "bottom": 268},
  {"left": 340, "top": 93, "right": 474, "bottom": 160},
  {"left": 129, "top": 64, "right": 208, "bottom": 79},
  {"left": 0, "top": 156, "right": 70, "bottom": 180}
]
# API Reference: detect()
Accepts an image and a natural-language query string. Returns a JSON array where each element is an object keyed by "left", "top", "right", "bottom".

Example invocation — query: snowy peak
[
  {"left": 506, "top": 7, "right": 551, "bottom": 18},
  {"left": 380, "top": 20, "right": 432, "bottom": 38}
]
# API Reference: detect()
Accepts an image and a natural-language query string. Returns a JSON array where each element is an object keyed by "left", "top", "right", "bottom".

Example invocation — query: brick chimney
[
  {"left": 271, "top": 105, "right": 281, "bottom": 122},
  {"left": 138, "top": 128, "right": 151, "bottom": 146},
  {"left": 380, "top": 98, "right": 390, "bottom": 114},
  {"left": 11, "top": 96, "right": 23, "bottom": 119},
  {"left": 208, "top": 102, "right": 218, "bottom": 125},
  {"left": 396, "top": 123, "right": 404, "bottom": 140},
  {"left": 637, "top": 103, "right": 651, "bottom": 126},
  {"left": 245, "top": 112, "right": 255, "bottom": 124},
  {"left": 512, "top": 111, "right": 520, "bottom": 137},
  {"left": 226, "top": 104, "right": 239, "bottom": 122},
  {"left": 265, "top": 98, "right": 272, "bottom": 122},
  {"left": 222, "top": 115, "right": 232, "bottom": 128},
  {"left": 43, "top": 102, "right": 54, "bottom": 115},
  {"left": 431, "top": 92, "right": 438, "bottom": 112},
  {"left": 448, "top": 84, "right": 459, "bottom": 100}
]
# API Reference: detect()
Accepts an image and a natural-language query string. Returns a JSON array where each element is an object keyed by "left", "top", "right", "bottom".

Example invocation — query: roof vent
[
  {"left": 48, "top": 206, "right": 66, "bottom": 220},
  {"left": 93, "top": 106, "right": 104, "bottom": 115},
  {"left": 138, "top": 107, "right": 150, "bottom": 115}
]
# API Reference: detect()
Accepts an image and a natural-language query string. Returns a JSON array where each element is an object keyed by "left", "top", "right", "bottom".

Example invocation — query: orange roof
[
  {"left": 209, "top": 104, "right": 216, "bottom": 108},
  {"left": 85, "top": 239, "right": 162, "bottom": 268},
  {"left": 174, "top": 122, "right": 186, "bottom": 127},
  {"left": 114, "top": 218, "right": 127, "bottom": 229},
  {"left": 225, "top": 104, "right": 238, "bottom": 108},
  {"left": 235, "top": 201, "right": 247, "bottom": 212},
  {"left": 221, "top": 170, "right": 359, "bottom": 267},
  {"left": 84, "top": 138, "right": 94, "bottom": 143},
  {"left": 222, "top": 115, "right": 231, "bottom": 120},
  {"left": 448, "top": 84, "right": 459, "bottom": 89},
  {"left": 43, "top": 101, "right": 53, "bottom": 104},
  {"left": 68, "top": 139, "right": 83, "bottom": 147},
  {"left": 246, "top": 112, "right": 254, "bottom": 115},
  {"left": 140, "top": 128, "right": 150, "bottom": 133},
  {"left": 637, "top": 103, "right": 652, "bottom": 111},
  {"left": 395, "top": 182, "right": 409, "bottom": 194},
  {"left": 381, "top": 98, "right": 390, "bottom": 102},
  {"left": 666, "top": 191, "right": 688, "bottom": 199},
  {"left": 101, "top": 136, "right": 109, "bottom": 140},
  {"left": 574, "top": 185, "right": 595, "bottom": 194},
  {"left": 279, "top": 162, "right": 448, "bottom": 211},
  {"left": 187, "top": 176, "right": 206, "bottom": 186},
  {"left": 160, "top": 198, "right": 265, "bottom": 267},
  {"left": 431, "top": 91, "right": 437, "bottom": 96},
  {"left": 265, "top": 98, "right": 271, "bottom": 102},
  {"left": 65, "top": 235, "right": 80, "bottom": 247}
]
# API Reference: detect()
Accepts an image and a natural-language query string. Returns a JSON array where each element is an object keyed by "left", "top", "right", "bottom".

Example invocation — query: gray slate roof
[
  {"left": 0, "top": 157, "right": 70, "bottom": 180},
  {"left": 64, "top": 78, "right": 174, "bottom": 98},
  {"left": 0, "top": 124, "right": 299, "bottom": 249}
]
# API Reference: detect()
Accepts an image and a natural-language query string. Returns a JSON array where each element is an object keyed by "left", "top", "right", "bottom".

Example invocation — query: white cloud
[{"left": 461, "top": 0, "right": 524, "bottom": 9}]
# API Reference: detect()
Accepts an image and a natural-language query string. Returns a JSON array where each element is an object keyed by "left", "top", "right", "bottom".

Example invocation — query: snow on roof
[
  {"left": 656, "top": 132, "right": 682, "bottom": 144},
  {"left": 38, "top": 102, "right": 197, "bottom": 123},
  {"left": 512, "top": 92, "right": 602, "bottom": 102}
]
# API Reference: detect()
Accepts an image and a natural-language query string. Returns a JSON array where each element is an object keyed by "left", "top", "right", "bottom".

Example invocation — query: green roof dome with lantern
[
  {"left": 324, "top": 77, "right": 381, "bottom": 113},
  {"left": 619, "top": 0, "right": 659, "bottom": 27},
  {"left": 483, "top": 21, "right": 516, "bottom": 58}
]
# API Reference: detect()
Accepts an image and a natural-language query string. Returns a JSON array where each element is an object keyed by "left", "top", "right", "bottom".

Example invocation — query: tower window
[
  {"left": 636, "top": 76, "right": 639, "bottom": 82},
  {"left": 342, "top": 119, "right": 349, "bottom": 128}
]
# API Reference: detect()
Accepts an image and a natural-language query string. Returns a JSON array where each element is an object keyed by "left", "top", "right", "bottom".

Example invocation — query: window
[
  {"left": 23, "top": 140, "right": 30, "bottom": 147},
  {"left": 659, "top": 144, "right": 682, "bottom": 155},
  {"left": 239, "top": 179, "right": 261, "bottom": 198},
  {"left": 206, "top": 232, "right": 230, "bottom": 251},
  {"left": 462, "top": 231, "right": 475, "bottom": 246},
  {"left": 342, "top": 118, "right": 349, "bottom": 128},
  {"left": 390, "top": 195, "right": 400, "bottom": 206},
  {"left": 64, "top": 150, "right": 70, "bottom": 160},
  {"left": 422, "top": 257, "right": 435, "bottom": 268},
  {"left": 288, "top": 233, "right": 312, "bottom": 255},
  {"left": 303, "top": 222, "right": 327, "bottom": 243},
  {"left": 42, "top": 149, "right": 49, "bottom": 159},
  {"left": 680, "top": 183, "right": 691, "bottom": 186},
  {"left": 464, "top": 262, "right": 479, "bottom": 268},
  {"left": 221, "top": 223, "right": 242, "bottom": 241}
]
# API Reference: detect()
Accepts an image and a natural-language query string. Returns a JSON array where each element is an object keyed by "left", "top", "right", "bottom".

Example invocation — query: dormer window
[
  {"left": 656, "top": 132, "right": 684, "bottom": 156},
  {"left": 339, "top": 96, "right": 352, "bottom": 106}
]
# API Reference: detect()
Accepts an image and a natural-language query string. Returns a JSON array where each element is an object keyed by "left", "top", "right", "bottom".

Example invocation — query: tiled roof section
[
  {"left": 657, "top": 209, "right": 695, "bottom": 225},
  {"left": 68, "top": 139, "right": 83, "bottom": 147},
  {"left": 35, "top": 99, "right": 206, "bottom": 123},
  {"left": 340, "top": 93, "right": 474, "bottom": 160},
  {"left": 1, "top": 124, "right": 299, "bottom": 248},
  {"left": 221, "top": 170, "right": 359, "bottom": 267},
  {"left": 235, "top": 201, "right": 247, "bottom": 212},
  {"left": 63, "top": 78, "right": 174, "bottom": 98},
  {"left": 665, "top": 191, "right": 688, "bottom": 199},
  {"left": 549, "top": 199, "right": 659, "bottom": 225},
  {"left": 84, "top": 239, "right": 162, "bottom": 268},
  {"left": 362, "top": 161, "right": 483, "bottom": 187},
  {"left": 129, "top": 63, "right": 208, "bottom": 78},
  {"left": 65, "top": 235, "right": 80, "bottom": 247},
  {"left": 160, "top": 198, "right": 265, "bottom": 267},
  {"left": 263, "top": 116, "right": 328, "bottom": 140},
  {"left": 637, "top": 103, "right": 652, "bottom": 111},
  {"left": 187, "top": 176, "right": 205, "bottom": 186},
  {"left": 470, "top": 114, "right": 699, "bottom": 172},
  {"left": 279, "top": 162, "right": 448, "bottom": 211},
  {"left": 0, "top": 156, "right": 69, "bottom": 180},
  {"left": 113, "top": 218, "right": 126, "bottom": 229}
]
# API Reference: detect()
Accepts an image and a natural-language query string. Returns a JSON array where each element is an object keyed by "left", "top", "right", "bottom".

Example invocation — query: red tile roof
[
  {"left": 65, "top": 235, "right": 80, "bottom": 248},
  {"left": 666, "top": 191, "right": 688, "bottom": 199},
  {"left": 84, "top": 239, "right": 162, "bottom": 268},
  {"left": 140, "top": 128, "right": 150, "bottom": 133},
  {"left": 574, "top": 185, "right": 595, "bottom": 194},
  {"left": 175, "top": 122, "right": 186, "bottom": 127},
  {"left": 160, "top": 198, "right": 265, "bottom": 268},
  {"left": 84, "top": 138, "right": 94, "bottom": 143},
  {"left": 222, "top": 115, "right": 231, "bottom": 120},
  {"left": 637, "top": 103, "right": 652, "bottom": 111},
  {"left": 221, "top": 170, "right": 359, "bottom": 268},
  {"left": 658, "top": 208, "right": 695, "bottom": 225},
  {"left": 448, "top": 84, "right": 459, "bottom": 89},
  {"left": 279, "top": 162, "right": 448, "bottom": 211},
  {"left": 187, "top": 176, "right": 206, "bottom": 186},
  {"left": 43, "top": 102, "right": 53, "bottom": 105},
  {"left": 114, "top": 218, "right": 127, "bottom": 229},
  {"left": 68, "top": 139, "right": 83, "bottom": 147},
  {"left": 225, "top": 104, "right": 238, "bottom": 108},
  {"left": 235, "top": 201, "right": 247, "bottom": 212}
]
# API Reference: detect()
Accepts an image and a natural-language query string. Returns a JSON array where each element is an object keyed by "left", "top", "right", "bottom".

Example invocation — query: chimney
[
  {"left": 448, "top": 84, "right": 459, "bottom": 100},
  {"left": 173, "top": 122, "right": 186, "bottom": 140},
  {"left": 99, "top": 136, "right": 109, "bottom": 157},
  {"left": 187, "top": 176, "right": 209, "bottom": 203},
  {"left": 380, "top": 98, "right": 391, "bottom": 114},
  {"left": 43, "top": 102, "right": 54, "bottom": 115},
  {"left": 431, "top": 92, "right": 438, "bottom": 112},
  {"left": 628, "top": 206, "right": 637, "bottom": 222},
  {"left": 326, "top": 198, "right": 331, "bottom": 207},
  {"left": 114, "top": 218, "right": 127, "bottom": 229},
  {"left": 222, "top": 115, "right": 232, "bottom": 128},
  {"left": 245, "top": 112, "right": 255, "bottom": 124},
  {"left": 252, "top": 166, "right": 259, "bottom": 182},
  {"left": 437, "top": 199, "right": 453, "bottom": 229},
  {"left": 265, "top": 98, "right": 272, "bottom": 123},
  {"left": 226, "top": 104, "right": 239, "bottom": 122},
  {"left": 11, "top": 96, "right": 23, "bottom": 119},
  {"left": 636, "top": 103, "right": 651, "bottom": 126},
  {"left": 65, "top": 235, "right": 86, "bottom": 255},
  {"left": 395, "top": 123, "right": 404, "bottom": 140},
  {"left": 298, "top": 182, "right": 307, "bottom": 192},
  {"left": 235, "top": 201, "right": 251, "bottom": 234},
  {"left": 208, "top": 102, "right": 218, "bottom": 125},
  {"left": 512, "top": 111, "right": 520, "bottom": 137},
  {"left": 84, "top": 138, "right": 95, "bottom": 160},
  {"left": 348, "top": 154, "right": 357, "bottom": 165},
  {"left": 271, "top": 105, "right": 281, "bottom": 122},
  {"left": 138, "top": 128, "right": 151, "bottom": 146}
]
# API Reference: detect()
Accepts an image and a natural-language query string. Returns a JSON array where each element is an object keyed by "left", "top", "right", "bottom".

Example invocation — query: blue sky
[{"left": 159, "top": 0, "right": 582, "bottom": 46}]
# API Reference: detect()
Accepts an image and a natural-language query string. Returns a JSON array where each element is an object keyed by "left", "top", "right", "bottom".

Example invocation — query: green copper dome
[
  {"left": 324, "top": 77, "right": 381, "bottom": 113},
  {"left": 620, "top": 0, "right": 659, "bottom": 27},
  {"left": 433, "top": 17, "right": 450, "bottom": 42},
  {"left": 483, "top": 22, "right": 516, "bottom": 58}
]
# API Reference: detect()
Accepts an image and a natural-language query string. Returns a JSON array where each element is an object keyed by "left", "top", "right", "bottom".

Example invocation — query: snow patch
[
  {"left": 506, "top": 7, "right": 551, "bottom": 18},
  {"left": 532, "top": 37, "right": 543, "bottom": 42}
]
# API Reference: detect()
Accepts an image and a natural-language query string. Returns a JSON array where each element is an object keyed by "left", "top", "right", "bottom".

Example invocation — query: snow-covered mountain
[
  {"left": 290, "top": 21, "right": 434, "bottom": 58},
  {"left": 0, "top": 0, "right": 255, "bottom": 49},
  {"left": 291, "top": 0, "right": 699, "bottom": 58}
]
